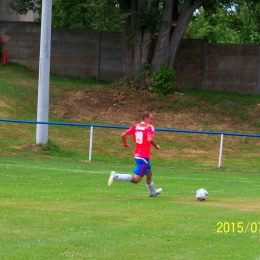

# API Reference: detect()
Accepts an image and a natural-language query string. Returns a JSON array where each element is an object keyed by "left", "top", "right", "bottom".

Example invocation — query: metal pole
[
  {"left": 36, "top": 0, "right": 52, "bottom": 144},
  {"left": 89, "top": 126, "right": 93, "bottom": 161},
  {"left": 218, "top": 134, "right": 224, "bottom": 168},
  {"left": 95, "top": 32, "right": 101, "bottom": 80}
]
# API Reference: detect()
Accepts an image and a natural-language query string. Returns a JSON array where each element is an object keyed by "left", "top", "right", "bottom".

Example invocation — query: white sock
[
  {"left": 146, "top": 181, "right": 156, "bottom": 195},
  {"left": 115, "top": 173, "right": 132, "bottom": 182}
]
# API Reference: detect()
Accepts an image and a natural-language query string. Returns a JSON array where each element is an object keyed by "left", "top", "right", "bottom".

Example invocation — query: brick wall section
[
  {"left": 1, "top": 21, "right": 260, "bottom": 95},
  {"left": 174, "top": 39, "right": 204, "bottom": 89},
  {"left": 0, "top": 22, "right": 41, "bottom": 69},
  {"left": 51, "top": 28, "right": 98, "bottom": 79},
  {"left": 0, "top": 21, "right": 124, "bottom": 81},
  {"left": 99, "top": 33, "right": 124, "bottom": 80},
  {"left": 206, "top": 43, "right": 259, "bottom": 94}
]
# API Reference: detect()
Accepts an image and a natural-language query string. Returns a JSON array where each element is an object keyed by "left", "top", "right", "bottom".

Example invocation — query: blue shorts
[{"left": 133, "top": 157, "right": 151, "bottom": 177}]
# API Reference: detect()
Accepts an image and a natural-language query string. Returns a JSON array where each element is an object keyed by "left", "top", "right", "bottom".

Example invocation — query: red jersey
[{"left": 123, "top": 122, "right": 155, "bottom": 158}]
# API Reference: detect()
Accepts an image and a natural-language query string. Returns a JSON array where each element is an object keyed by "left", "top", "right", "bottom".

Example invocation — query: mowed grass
[
  {"left": 0, "top": 156, "right": 260, "bottom": 260},
  {"left": 1, "top": 63, "right": 260, "bottom": 259}
]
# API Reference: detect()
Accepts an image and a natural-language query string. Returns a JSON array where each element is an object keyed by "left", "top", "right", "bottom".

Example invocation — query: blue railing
[
  {"left": 1, "top": 118, "right": 260, "bottom": 167},
  {"left": 1, "top": 118, "right": 260, "bottom": 137}
]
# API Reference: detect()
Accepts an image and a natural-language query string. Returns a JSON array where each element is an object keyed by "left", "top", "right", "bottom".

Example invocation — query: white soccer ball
[{"left": 196, "top": 188, "right": 208, "bottom": 201}]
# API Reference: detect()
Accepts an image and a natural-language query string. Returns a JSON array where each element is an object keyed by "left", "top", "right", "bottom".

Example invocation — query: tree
[
  {"left": 9, "top": 0, "right": 128, "bottom": 32},
  {"left": 118, "top": 0, "right": 204, "bottom": 82},
  {"left": 185, "top": 1, "right": 260, "bottom": 44},
  {"left": 11, "top": 0, "right": 257, "bottom": 91}
]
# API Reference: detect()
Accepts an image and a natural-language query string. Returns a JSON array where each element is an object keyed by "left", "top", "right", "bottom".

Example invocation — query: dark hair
[{"left": 142, "top": 111, "right": 150, "bottom": 120}]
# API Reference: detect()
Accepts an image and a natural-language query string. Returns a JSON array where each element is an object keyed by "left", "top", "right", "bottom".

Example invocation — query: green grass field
[
  {"left": 0, "top": 156, "right": 260, "bottom": 260},
  {"left": 1, "top": 63, "right": 260, "bottom": 259}
]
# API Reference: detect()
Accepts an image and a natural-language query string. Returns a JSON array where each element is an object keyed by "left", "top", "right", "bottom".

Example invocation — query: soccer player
[{"left": 108, "top": 111, "right": 163, "bottom": 197}]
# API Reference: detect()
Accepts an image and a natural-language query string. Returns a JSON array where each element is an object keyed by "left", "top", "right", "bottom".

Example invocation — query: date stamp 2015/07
[{"left": 216, "top": 222, "right": 260, "bottom": 234}]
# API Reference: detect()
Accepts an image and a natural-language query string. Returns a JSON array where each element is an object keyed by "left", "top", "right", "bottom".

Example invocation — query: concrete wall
[
  {"left": 174, "top": 39, "right": 204, "bottom": 90},
  {"left": 0, "top": 22, "right": 123, "bottom": 81},
  {"left": 0, "top": 0, "right": 38, "bottom": 22},
  {"left": 1, "top": 21, "right": 260, "bottom": 94},
  {"left": 174, "top": 39, "right": 260, "bottom": 94},
  {"left": 206, "top": 43, "right": 260, "bottom": 94}
]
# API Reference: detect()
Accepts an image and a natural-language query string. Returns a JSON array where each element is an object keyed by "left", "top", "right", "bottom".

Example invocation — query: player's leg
[
  {"left": 108, "top": 171, "right": 143, "bottom": 186},
  {"left": 145, "top": 170, "right": 156, "bottom": 196},
  {"left": 108, "top": 157, "right": 145, "bottom": 186},
  {"left": 108, "top": 171, "right": 132, "bottom": 186},
  {"left": 145, "top": 166, "right": 163, "bottom": 197},
  {"left": 145, "top": 169, "right": 152, "bottom": 185}
]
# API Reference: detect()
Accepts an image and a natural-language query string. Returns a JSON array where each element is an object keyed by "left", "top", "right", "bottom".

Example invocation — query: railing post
[
  {"left": 89, "top": 126, "right": 93, "bottom": 161},
  {"left": 218, "top": 134, "right": 224, "bottom": 168}
]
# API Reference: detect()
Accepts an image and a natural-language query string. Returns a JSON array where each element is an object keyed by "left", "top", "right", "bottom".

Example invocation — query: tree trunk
[
  {"left": 168, "top": 0, "right": 204, "bottom": 67},
  {"left": 121, "top": 0, "right": 155, "bottom": 82},
  {"left": 133, "top": 0, "right": 154, "bottom": 75},
  {"left": 120, "top": 0, "right": 205, "bottom": 89},
  {"left": 151, "top": 0, "right": 174, "bottom": 73}
]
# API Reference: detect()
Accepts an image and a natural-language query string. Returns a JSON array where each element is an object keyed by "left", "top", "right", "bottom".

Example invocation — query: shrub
[{"left": 150, "top": 64, "right": 176, "bottom": 96}]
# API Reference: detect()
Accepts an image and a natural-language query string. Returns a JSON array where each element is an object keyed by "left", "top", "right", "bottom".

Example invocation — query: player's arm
[
  {"left": 121, "top": 131, "right": 130, "bottom": 148},
  {"left": 148, "top": 136, "right": 160, "bottom": 150}
]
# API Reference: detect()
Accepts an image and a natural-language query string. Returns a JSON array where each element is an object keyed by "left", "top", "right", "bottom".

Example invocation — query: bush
[{"left": 150, "top": 64, "right": 176, "bottom": 96}]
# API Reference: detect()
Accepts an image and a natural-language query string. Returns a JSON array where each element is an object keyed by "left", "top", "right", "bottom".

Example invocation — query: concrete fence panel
[{"left": 1, "top": 21, "right": 260, "bottom": 95}]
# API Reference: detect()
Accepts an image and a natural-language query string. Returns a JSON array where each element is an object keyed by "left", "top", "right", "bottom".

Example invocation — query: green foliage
[
  {"left": 111, "top": 63, "right": 178, "bottom": 95},
  {"left": 9, "top": 0, "right": 128, "bottom": 32},
  {"left": 124, "top": 29, "right": 136, "bottom": 48},
  {"left": 111, "top": 62, "right": 150, "bottom": 91},
  {"left": 9, "top": 0, "right": 39, "bottom": 15},
  {"left": 138, "top": 2, "right": 162, "bottom": 34},
  {"left": 78, "top": 0, "right": 129, "bottom": 32},
  {"left": 186, "top": 2, "right": 260, "bottom": 44},
  {"left": 184, "top": 9, "right": 214, "bottom": 40},
  {"left": 39, "top": 139, "right": 62, "bottom": 153},
  {"left": 150, "top": 64, "right": 177, "bottom": 96}
]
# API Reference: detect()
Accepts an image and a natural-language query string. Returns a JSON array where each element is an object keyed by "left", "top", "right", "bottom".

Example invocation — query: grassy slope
[{"left": 0, "top": 63, "right": 260, "bottom": 169}]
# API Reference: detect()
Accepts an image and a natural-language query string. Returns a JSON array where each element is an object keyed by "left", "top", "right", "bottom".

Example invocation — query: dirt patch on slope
[{"left": 50, "top": 85, "right": 256, "bottom": 133}]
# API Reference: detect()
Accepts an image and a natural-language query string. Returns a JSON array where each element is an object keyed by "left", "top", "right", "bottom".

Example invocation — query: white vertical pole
[
  {"left": 36, "top": 0, "right": 52, "bottom": 144},
  {"left": 218, "top": 134, "right": 224, "bottom": 168},
  {"left": 89, "top": 126, "right": 94, "bottom": 161}
]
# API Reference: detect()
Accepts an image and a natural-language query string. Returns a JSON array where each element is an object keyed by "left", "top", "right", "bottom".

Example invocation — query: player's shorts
[{"left": 133, "top": 157, "right": 151, "bottom": 177}]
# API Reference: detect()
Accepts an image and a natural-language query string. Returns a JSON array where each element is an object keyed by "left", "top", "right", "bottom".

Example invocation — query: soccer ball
[{"left": 196, "top": 188, "right": 208, "bottom": 201}]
